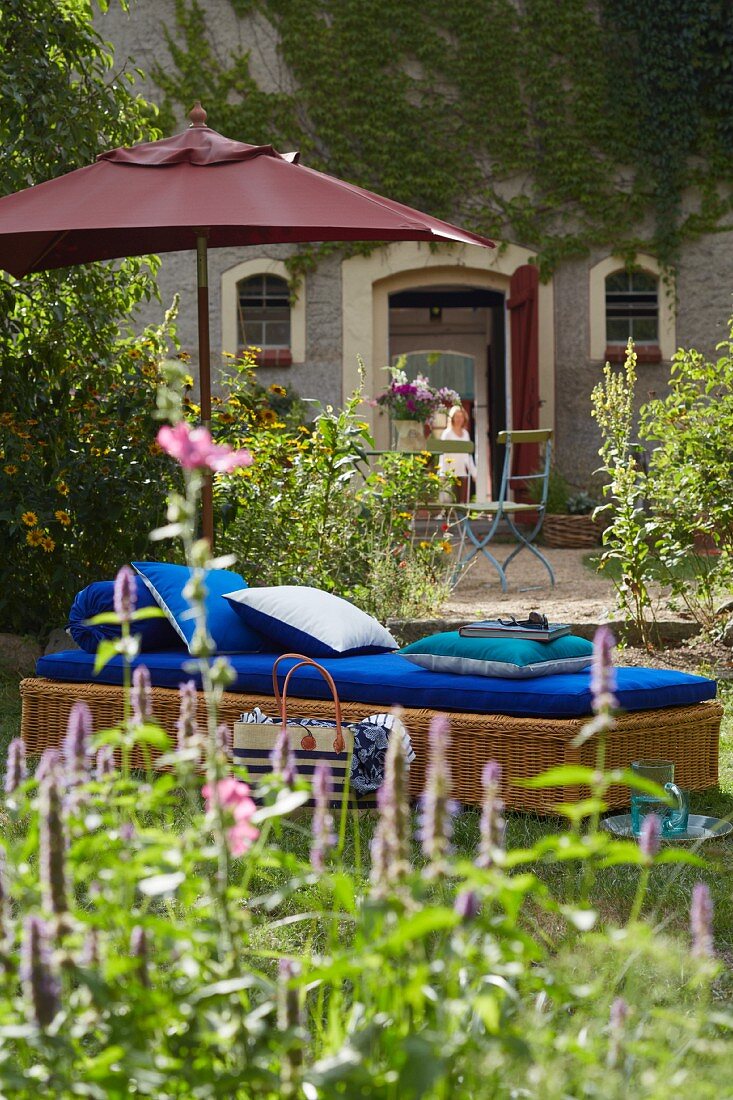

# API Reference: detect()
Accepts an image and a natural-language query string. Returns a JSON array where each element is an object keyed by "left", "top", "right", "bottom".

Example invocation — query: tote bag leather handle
[{"left": 272, "top": 653, "right": 346, "bottom": 754}]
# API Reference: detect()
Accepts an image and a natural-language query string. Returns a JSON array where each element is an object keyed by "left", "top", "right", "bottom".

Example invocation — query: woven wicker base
[{"left": 19, "top": 677, "right": 721, "bottom": 814}]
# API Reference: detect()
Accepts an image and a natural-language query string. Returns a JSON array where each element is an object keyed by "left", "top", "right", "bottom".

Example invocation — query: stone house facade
[{"left": 98, "top": 2, "right": 733, "bottom": 497}]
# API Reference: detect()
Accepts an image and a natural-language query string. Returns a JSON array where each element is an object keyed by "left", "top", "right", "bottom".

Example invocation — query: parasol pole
[
  {"left": 196, "top": 228, "right": 214, "bottom": 549},
  {"left": 190, "top": 101, "right": 214, "bottom": 548}
]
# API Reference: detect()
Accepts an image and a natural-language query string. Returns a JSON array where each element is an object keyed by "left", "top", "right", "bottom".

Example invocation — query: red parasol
[{"left": 0, "top": 103, "right": 494, "bottom": 543}]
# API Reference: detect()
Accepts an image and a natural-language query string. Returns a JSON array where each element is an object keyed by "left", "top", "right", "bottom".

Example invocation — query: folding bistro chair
[{"left": 452, "top": 429, "right": 555, "bottom": 591}]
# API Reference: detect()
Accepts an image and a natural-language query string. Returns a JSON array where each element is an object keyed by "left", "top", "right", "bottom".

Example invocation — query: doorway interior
[{"left": 388, "top": 285, "right": 506, "bottom": 496}]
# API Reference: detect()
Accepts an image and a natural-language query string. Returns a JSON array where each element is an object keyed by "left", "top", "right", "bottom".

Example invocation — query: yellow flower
[
  {"left": 258, "top": 408, "right": 278, "bottom": 426},
  {"left": 21, "top": 511, "right": 38, "bottom": 526},
  {"left": 419, "top": 541, "right": 430, "bottom": 550},
  {"left": 26, "top": 529, "right": 44, "bottom": 547},
  {"left": 268, "top": 384, "right": 287, "bottom": 396},
  {"left": 148, "top": 441, "right": 163, "bottom": 456},
  {"left": 15, "top": 429, "right": 31, "bottom": 440},
  {"left": 20, "top": 454, "right": 30, "bottom": 462},
  {"left": 56, "top": 481, "right": 70, "bottom": 496},
  {"left": 441, "top": 541, "right": 452, "bottom": 554},
  {"left": 41, "top": 536, "right": 56, "bottom": 553},
  {"left": 54, "top": 510, "right": 71, "bottom": 526},
  {"left": 3, "top": 465, "right": 18, "bottom": 475}
]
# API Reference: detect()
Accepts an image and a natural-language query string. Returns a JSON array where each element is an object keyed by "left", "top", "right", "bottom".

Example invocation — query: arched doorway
[{"left": 388, "top": 284, "right": 506, "bottom": 496}]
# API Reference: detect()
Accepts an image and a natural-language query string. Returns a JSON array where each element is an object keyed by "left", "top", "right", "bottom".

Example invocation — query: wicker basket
[
  {"left": 542, "top": 513, "right": 604, "bottom": 549},
  {"left": 19, "top": 677, "right": 721, "bottom": 815}
]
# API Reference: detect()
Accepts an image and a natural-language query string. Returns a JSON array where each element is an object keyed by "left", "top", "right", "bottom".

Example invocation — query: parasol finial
[{"left": 189, "top": 101, "right": 208, "bottom": 128}]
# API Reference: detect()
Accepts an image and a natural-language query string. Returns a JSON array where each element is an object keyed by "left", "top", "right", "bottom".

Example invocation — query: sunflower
[
  {"left": 257, "top": 408, "right": 278, "bottom": 426},
  {"left": 3, "top": 465, "right": 18, "bottom": 475},
  {"left": 26, "top": 529, "right": 44, "bottom": 547},
  {"left": 41, "top": 536, "right": 56, "bottom": 553},
  {"left": 21, "top": 511, "right": 38, "bottom": 526},
  {"left": 54, "top": 510, "right": 71, "bottom": 526},
  {"left": 56, "top": 481, "right": 70, "bottom": 495},
  {"left": 268, "top": 384, "right": 287, "bottom": 397}
]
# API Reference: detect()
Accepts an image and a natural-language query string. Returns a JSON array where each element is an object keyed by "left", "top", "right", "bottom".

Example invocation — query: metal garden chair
[{"left": 451, "top": 428, "right": 555, "bottom": 591}]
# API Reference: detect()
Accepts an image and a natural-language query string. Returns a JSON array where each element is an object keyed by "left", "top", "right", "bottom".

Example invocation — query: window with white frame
[
  {"left": 605, "top": 269, "right": 659, "bottom": 346},
  {"left": 237, "top": 274, "right": 291, "bottom": 355}
]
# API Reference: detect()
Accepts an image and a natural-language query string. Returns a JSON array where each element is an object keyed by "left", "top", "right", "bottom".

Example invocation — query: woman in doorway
[{"left": 438, "top": 404, "right": 477, "bottom": 503}]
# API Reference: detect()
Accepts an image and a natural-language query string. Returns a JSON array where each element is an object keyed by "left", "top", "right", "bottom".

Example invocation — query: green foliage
[
  {"left": 640, "top": 317, "right": 733, "bottom": 625},
  {"left": 0, "top": 321, "right": 179, "bottom": 636},
  {"left": 151, "top": 0, "right": 733, "bottom": 277},
  {"left": 209, "top": 361, "right": 454, "bottom": 618},
  {"left": 0, "top": 0, "right": 172, "bottom": 636},
  {"left": 0, "top": 634, "right": 727, "bottom": 1093},
  {"left": 592, "top": 325, "right": 733, "bottom": 639}
]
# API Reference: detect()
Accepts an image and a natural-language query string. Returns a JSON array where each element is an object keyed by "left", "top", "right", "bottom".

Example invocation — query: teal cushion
[{"left": 399, "top": 631, "right": 594, "bottom": 679}]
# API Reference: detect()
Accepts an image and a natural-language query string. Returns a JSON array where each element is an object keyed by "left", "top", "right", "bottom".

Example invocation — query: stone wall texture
[{"left": 98, "top": 2, "right": 733, "bottom": 484}]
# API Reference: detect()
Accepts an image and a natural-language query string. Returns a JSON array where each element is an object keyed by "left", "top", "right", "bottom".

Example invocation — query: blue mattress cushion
[
  {"left": 132, "top": 561, "right": 264, "bottom": 655},
  {"left": 67, "top": 578, "right": 185, "bottom": 654},
  {"left": 36, "top": 649, "right": 717, "bottom": 720},
  {"left": 400, "top": 631, "right": 594, "bottom": 679}
]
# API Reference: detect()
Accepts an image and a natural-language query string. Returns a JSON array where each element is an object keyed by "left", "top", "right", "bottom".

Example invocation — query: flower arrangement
[{"left": 375, "top": 366, "right": 460, "bottom": 423}]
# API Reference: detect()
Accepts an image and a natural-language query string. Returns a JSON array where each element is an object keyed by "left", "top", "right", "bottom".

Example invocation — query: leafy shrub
[
  {"left": 0, "top": 317, "right": 178, "bottom": 637},
  {"left": 0, "top": 420, "right": 726, "bottom": 1096},
  {"left": 210, "top": 359, "right": 454, "bottom": 618}
]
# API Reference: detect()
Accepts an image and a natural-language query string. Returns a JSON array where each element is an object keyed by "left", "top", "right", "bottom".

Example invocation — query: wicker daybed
[{"left": 19, "top": 674, "right": 722, "bottom": 814}]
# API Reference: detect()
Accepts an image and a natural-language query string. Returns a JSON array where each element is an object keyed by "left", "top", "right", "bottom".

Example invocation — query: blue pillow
[
  {"left": 224, "top": 585, "right": 398, "bottom": 659},
  {"left": 67, "top": 577, "right": 185, "bottom": 654},
  {"left": 399, "top": 631, "right": 594, "bottom": 679},
  {"left": 132, "top": 562, "right": 264, "bottom": 655}
]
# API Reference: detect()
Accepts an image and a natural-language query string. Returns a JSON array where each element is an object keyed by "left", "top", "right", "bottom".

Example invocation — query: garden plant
[
  {"left": 592, "top": 321, "right": 733, "bottom": 644},
  {"left": 0, "top": 369, "right": 729, "bottom": 1097}
]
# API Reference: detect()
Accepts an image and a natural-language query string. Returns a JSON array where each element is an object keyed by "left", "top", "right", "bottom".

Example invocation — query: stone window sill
[{"left": 604, "top": 344, "right": 662, "bottom": 364}]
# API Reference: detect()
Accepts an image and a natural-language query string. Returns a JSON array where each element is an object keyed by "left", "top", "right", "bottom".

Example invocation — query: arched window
[
  {"left": 605, "top": 269, "right": 659, "bottom": 346},
  {"left": 237, "top": 273, "right": 292, "bottom": 365},
  {"left": 589, "top": 255, "right": 672, "bottom": 363}
]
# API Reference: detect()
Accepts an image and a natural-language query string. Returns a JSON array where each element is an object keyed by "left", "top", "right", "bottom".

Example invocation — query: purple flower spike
[
  {"left": 4, "top": 737, "right": 27, "bottom": 794},
  {"left": 95, "top": 745, "right": 116, "bottom": 780},
  {"left": 638, "top": 813, "right": 661, "bottom": 859},
  {"left": 454, "top": 889, "right": 481, "bottom": 922},
  {"left": 113, "top": 565, "right": 137, "bottom": 623},
  {"left": 310, "top": 762, "right": 337, "bottom": 874},
  {"left": 418, "top": 714, "right": 458, "bottom": 875},
  {"left": 36, "top": 747, "right": 62, "bottom": 785},
  {"left": 216, "top": 722, "right": 233, "bottom": 758},
  {"left": 176, "top": 680, "right": 199, "bottom": 752},
  {"left": 21, "top": 915, "right": 60, "bottom": 1029},
  {"left": 130, "top": 925, "right": 149, "bottom": 987},
  {"left": 370, "top": 713, "right": 411, "bottom": 897},
  {"left": 131, "top": 665, "right": 152, "bottom": 725},
  {"left": 39, "top": 768, "right": 68, "bottom": 916},
  {"left": 63, "top": 701, "right": 92, "bottom": 785},
  {"left": 270, "top": 725, "right": 297, "bottom": 786},
  {"left": 607, "top": 996, "right": 629, "bottom": 1068},
  {"left": 478, "top": 760, "right": 506, "bottom": 869},
  {"left": 591, "top": 625, "right": 618, "bottom": 714},
  {"left": 690, "top": 882, "right": 715, "bottom": 958}
]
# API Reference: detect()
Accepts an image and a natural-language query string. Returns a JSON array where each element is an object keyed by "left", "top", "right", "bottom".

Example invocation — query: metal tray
[{"left": 602, "top": 813, "right": 733, "bottom": 842}]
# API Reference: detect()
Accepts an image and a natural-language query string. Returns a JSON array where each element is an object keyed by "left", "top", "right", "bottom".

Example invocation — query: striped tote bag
[{"left": 233, "top": 653, "right": 413, "bottom": 807}]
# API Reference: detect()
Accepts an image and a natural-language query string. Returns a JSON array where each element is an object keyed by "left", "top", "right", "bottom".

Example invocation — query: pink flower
[
  {"left": 202, "top": 778, "right": 259, "bottom": 857},
  {"left": 157, "top": 422, "right": 252, "bottom": 473}
]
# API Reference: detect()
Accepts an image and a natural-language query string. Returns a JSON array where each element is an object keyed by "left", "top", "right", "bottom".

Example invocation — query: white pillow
[{"left": 223, "top": 586, "right": 398, "bottom": 658}]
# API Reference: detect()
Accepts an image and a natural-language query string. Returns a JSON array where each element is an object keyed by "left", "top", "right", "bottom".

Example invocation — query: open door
[{"left": 507, "top": 264, "right": 540, "bottom": 492}]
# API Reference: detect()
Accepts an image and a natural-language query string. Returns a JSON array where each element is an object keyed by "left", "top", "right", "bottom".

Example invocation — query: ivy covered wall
[{"left": 150, "top": 0, "right": 733, "bottom": 278}]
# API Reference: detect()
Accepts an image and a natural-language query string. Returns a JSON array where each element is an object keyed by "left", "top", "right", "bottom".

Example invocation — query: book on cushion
[{"left": 458, "top": 619, "right": 571, "bottom": 642}]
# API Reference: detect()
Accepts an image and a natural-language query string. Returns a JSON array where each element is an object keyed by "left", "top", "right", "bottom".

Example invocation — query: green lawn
[{"left": 2, "top": 670, "right": 731, "bottom": 954}]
